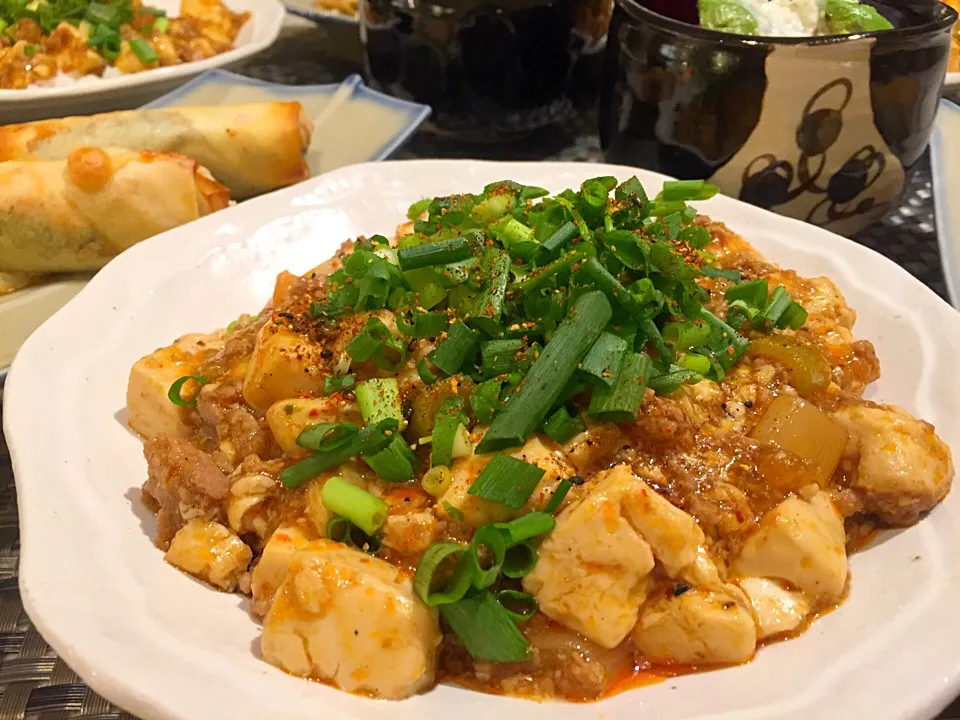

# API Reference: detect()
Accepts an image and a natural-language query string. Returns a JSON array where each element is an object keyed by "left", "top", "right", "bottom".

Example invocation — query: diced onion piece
[
  {"left": 745, "top": 336, "right": 831, "bottom": 397},
  {"left": 750, "top": 394, "right": 848, "bottom": 483}
]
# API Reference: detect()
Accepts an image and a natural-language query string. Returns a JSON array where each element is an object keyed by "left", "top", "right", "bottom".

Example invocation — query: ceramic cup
[
  {"left": 599, "top": 0, "right": 956, "bottom": 236},
  {"left": 361, "top": 0, "right": 614, "bottom": 142}
]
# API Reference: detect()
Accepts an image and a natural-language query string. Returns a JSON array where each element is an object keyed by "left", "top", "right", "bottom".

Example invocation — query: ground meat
[
  {"left": 196, "top": 380, "right": 278, "bottom": 465},
  {"left": 143, "top": 435, "right": 230, "bottom": 549}
]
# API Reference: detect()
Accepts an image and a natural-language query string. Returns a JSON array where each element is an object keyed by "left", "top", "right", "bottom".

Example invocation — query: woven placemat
[{"left": 0, "top": 49, "right": 954, "bottom": 719}]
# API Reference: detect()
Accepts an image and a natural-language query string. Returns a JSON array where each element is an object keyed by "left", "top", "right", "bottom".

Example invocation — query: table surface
[{"left": 0, "top": 23, "right": 957, "bottom": 720}]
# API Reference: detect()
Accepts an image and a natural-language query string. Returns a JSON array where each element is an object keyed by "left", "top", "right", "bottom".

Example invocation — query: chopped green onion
[
  {"left": 779, "top": 301, "right": 808, "bottom": 330},
  {"left": 580, "top": 332, "right": 628, "bottom": 387},
  {"left": 153, "top": 15, "right": 169, "bottom": 32},
  {"left": 440, "top": 591, "right": 531, "bottom": 662},
  {"left": 427, "top": 322, "right": 479, "bottom": 377},
  {"left": 512, "top": 249, "right": 586, "bottom": 297},
  {"left": 431, "top": 397, "right": 468, "bottom": 468},
  {"left": 442, "top": 501, "right": 465, "bottom": 522},
  {"left": 296, "top": 422, "right": 358, "bottom": 452},
  {"left": 677, "top": 225, "right": 711, "bottom": 249},
  {"left": 417, "top": 357, "right": 438, "bottom": 385},
  {"left": 23, "top": 44, "right": 36, "bottom": 57},
  {"left": 647, "top": 200, "right": 688, "bottom": 217},
  {"left": 320, "top": 477, "right": 387, "bottom": 535},
  {"left": 363, "top": 435, "right": 417, "bottom": 483},
  {"left": 543, "top": 479, "right": 573, "bottom": 514},
  {"left": 497, "top": 590, "right": 538, "bottom": 624},
  {"left": 468, "top": 454, "right": 545, "bottom": 509},
  {"left": 476, "top": 291, "right": 612, "bottom": 453},
  {"left": 502, "top": 541, "right": 538, "bottom": 578},
  {"left": 660, "top": 179, "right": 719, "bottom": 202},
  {"left": 701, "top": 266, "right": 741, "bottom": 282},
  {"left": 167, "top": 375, "right": 207, "bottom": 407},
  {"left": 421, "top": 465, "right": 452, "bottom": 497},
  {"left": 468, "top": 525, "right": 509, "bottom": 589},
  {"left": 413, "top": 542, "right": 473, "bottom": 606},
  {"left": 327, "top": 517, "right": 382, "bottom": 554},
  {"left": 498, "top": 511, "right": 555, "bottom": 543},
  {"left": 542, "top": 406, "right": 585, "bottom": 445},
  {"left": 481, "top": 339, "right": 523, "bottom": 378},
  {"left": 279, "top": 418, "right": 398, "bottom": 489},
  {"left": 402, "top": 311, "right": 448, "bottom": 338},
  {"left": 85, "top": 2, "right": 117, "bottom": 25},
  {"left": 323, "top": 374, "right": 355, "bottom": 395},
  {"left": 397, "top": 236, "right": 475, "bottom": 270},
  {"left": 407, "top": 198, "right": 431, "bottom": 220},
  {"left": 648, "top": 366, "right": 703, "bottom": 395},
  {"left": 129, "top": 37, "right": 158, "bottom": 64},
  {"left": 470, "top": 378, "right": 506, "bottom": 425},
  {"left": 663, "top": 320, "right": 711, "bottom": 351},
  {"left": 356, "top": 378, "right": 401, "bottom": 424},
  {"left": 725, "top": 278, "right": 768, "bottom": 309},
  {"left": 698, "top": 308, "right": 750, "bottom": 370},
  {"left": 469, "top": 248, "right": 510, "bottom": 335},
  {"left": 588, "top": 352, "right": 653, "bottom": 422},
  {"left": 498, "top": 218, "right": 535, "bottom": 247},
  {"left": 541, "top": 221, "right": 579, "bottom": 254},
  {"left": 677, "top": 352, "right": 711, "bottom": 375},
  {"left": 760, "top": 285, "right": 789, "bottom": 325}
]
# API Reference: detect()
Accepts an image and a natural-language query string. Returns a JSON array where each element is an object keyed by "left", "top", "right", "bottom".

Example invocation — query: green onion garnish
[
  {"left": 430, "top": 396, "right": 468, "bottom": 468},
  {"left": 153, "top": 15, "right": 170, "bottom": 32},
  {"left": 469, "top": 248, "right": 510, "bottom": 335},
  {"left": 296, "top": 422, "right": 358, "bottom": 452},
  {"left": 468, "top": 454, "right": 545, "bottom": 509},
  {"left": 440, "top": 591, "right": 531, "bottom": 662},
  {"left": 659, "top": 179, "right": 719, "bottom": 202},
  {"left": 542, "top": 406, "right": 585, "bottom": 445},
  {"left": 397, "top": 235, "right": 475, "bottom": 270},
  {"left": 355, "top": 378, "right": 401, "bottom": 424},
  {"left": 470, "top": 378, "right": 506, "bottom": 425},
  {"left": 588, "top": 352, "right": 653, "bottom": 422},
  {"left": 427, "top": 322, "right": 479, "bottom": 377},
  {"left": 129, "top": 37, "right": 158, "bottom": 64},
  {"left": 543, "top": 479, "right": 573, "bottom": 514},
  {"left": 413, "top": 542, "right": 473, "bottom": 606},
  {"left": 363, "top": 435, "right": 417, "bottom": 483},
  {"left": 476, "top": 291, "right": 612, "bottom": 453},
  {"left": 580, "top": 332, "right": 628, "bottom": 387},
  {"left": 323, "top": 374, "right": 355, "bottom": 395},
  {"left": 497, "top": 511, "right": 555, "bottom": 543},
  {"left": 319, "top": 477, "right": 387, "bottom": 535},
  {"left": 541, "top": 221, "right": 579, "bottom": 254},
  {"left": 279, "top": 418, "right": 398, "bottom": 489},
  {"left": 468, "top": 524, "right": 509, "bottom": 589},
  {"left": 327, "top": 516, "right": 382, "bottom": 554},
  {"left": 497, "top": 590, "right": 538, "bottom": 624},
  {"left": 167, "top": 375, "right": 207, "bottom": 407},
  {"left": 502, "top": 541, "right": 538, "bottom": 578},
  {"left": 701, "top": 266, "right": 741, "bottom": 282},
  {"left": 480, "top": 339, "right": 524, "bottom": 378}
]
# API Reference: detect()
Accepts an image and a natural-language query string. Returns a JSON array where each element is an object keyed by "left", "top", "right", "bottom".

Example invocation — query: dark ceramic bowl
[
  {"left": 360, "top": 0, "right": 614, "bottom": 142},
  {"left": 599, "top": 0, "right": 957, "bottom": 235}
]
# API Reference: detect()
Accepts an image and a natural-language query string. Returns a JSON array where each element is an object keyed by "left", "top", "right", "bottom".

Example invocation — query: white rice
[{"left": 739, "top": 0, "right": 826, "bottom": 36}]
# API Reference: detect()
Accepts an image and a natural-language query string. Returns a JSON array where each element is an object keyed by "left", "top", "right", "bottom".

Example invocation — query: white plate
[
  {"left": 0, "top": 0, "right": 284, "bottom": 124},
  {"left": 0, "top": 70, "right": 429, "bottom": 378},
  {"left": 284, "top": 0, "right": 356, "bottom": 26},
  {"left": 931, "top": 97, "right": 960, "bottom": 308},
  {"left": 5, "top": 160, "right": 960, "bottom": 720}
]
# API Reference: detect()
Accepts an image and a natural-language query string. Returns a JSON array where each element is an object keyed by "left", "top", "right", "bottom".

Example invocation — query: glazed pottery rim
[{"left": 615, "top": 0, "right": 957, "bottom": 46}]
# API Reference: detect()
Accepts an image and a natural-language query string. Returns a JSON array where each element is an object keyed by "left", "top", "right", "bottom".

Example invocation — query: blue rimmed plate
[
  {"left": 930, "top": 97, "right": 960, "bottom": 308},
  {"left": 0, "top": 70, "right": 429, "bottom": 378}
]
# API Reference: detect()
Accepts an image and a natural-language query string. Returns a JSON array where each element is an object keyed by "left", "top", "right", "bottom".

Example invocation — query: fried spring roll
[
  {"left": 0, "top": 147, "right": 230, "bottom": 273},
  {"left": 0, "top": 102, "right": 313, "bottom": 200}
]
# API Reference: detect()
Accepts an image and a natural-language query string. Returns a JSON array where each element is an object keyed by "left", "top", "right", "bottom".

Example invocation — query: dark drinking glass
[{"left": 360, "top": 0, "right": 614, "bottom": 142}]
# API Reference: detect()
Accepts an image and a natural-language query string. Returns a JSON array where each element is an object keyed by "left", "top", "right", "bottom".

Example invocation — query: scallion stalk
[{"left": 320, "top": 477, "right": 387, "bottom": 535}]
